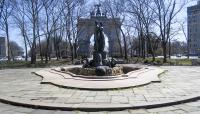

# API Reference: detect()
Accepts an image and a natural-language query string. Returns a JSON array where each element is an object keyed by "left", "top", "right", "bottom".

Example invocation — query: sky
[{"left": 1, "top": 0, "right": 199, "bottom": 49}]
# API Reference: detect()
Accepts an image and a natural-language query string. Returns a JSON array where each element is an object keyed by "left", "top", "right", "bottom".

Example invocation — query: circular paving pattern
[{"left": 0, "top": 65, "right": 200, "bottom": 111}]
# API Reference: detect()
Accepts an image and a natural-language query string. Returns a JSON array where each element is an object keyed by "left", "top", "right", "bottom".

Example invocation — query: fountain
[
  {"left": 59, "top": 21, "right": 140, "bottom": 77},
  {"left": 34, "top": 4, "right": 165, "bottom": 90}
]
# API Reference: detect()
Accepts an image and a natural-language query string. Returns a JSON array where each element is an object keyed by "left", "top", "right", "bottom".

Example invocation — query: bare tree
[
  {"left": 23, "top": 0, "right": 43, "bottom": 64},
  {"left": 0, "top": 0, "right": 5, "bottom": 19},
  {"left": 127, "top": 0, "right": 159, "bottom": 61},
  {"left": 0, "top": 0, "right": 15, "bottom": 61},
  {"left": 41, "top": 0, "right": 57, "bottom": 63},
  {"left": 179, "top": 19, "right": 189, "bottom": 59},
  {"left": 52, "top": 14, "right": 65, "bottom": 60},
  {"left": 103, "top": 0, "right": 125, "bottom": 58},
  {"left": 13, "top": 0, "right": 30, "bottom": 61},
  {"left": 153, "top": 0, "right": 186, "bottom": 62},
  {"left": 36, "top": 7, "right": 43, "bottom": 61},
  {"left": 126, "top": 0, "right": 147, "bottom": 59},
  {"left": 63, "top": 0, "right": 84, "bottom": 62},
  {"left": 141, "top": 0, "right": 157, "bottom": 61}
]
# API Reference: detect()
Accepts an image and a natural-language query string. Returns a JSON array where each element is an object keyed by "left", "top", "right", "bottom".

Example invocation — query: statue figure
[
  {"left": 94, "top": 21, "right": 105, "bottom": 53},
  {"left": 82, "top": 21, "right": 116, "bottom": 71}
]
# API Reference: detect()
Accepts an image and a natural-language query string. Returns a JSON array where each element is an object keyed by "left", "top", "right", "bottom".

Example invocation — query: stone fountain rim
[
  {"left": 53, "top": 66, "right": 144, "bottom": 79},
  {"left": 33, "top": 65, "right": 165, "bottom": 90}
]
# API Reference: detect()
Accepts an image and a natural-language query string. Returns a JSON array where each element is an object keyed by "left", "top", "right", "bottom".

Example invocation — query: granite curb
[{"left": 0, "top": 94, "right": 199, "bottom": 111}]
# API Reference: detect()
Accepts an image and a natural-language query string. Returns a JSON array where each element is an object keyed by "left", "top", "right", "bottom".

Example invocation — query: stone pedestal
[
  {"left": 93, "top": 51, "right": 107, "bottom": 67},
  {"left": 101, "top": 51, "right": 107, "bottom": 60},
  {"left": 93, "top": 52, "right": 103, "bottom": 66}
]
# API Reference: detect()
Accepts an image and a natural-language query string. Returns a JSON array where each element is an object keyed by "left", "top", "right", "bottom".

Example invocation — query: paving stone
[
  {"left": 84, "top": 97, "right": 95, "bottom": 102},
  {"left": 30, "top": 110, "right": 56, "bottom": 114},
  {"left": 95, "top": 96, "right": 110, "bottom": 100},
  {"left": 54, "top": 111, "right": 77, "bottom": 114},
  {"left": 174, "top": 104, "right": 200, "bottom": 112},
  {"left": 186, "top": 101, "right": 200, "bottom": 107},
  {"left": 147, "top": 106, "right": 178, "bottom": 113},
  {"left": 96, "top": 92, "right": 108, "bottom": 96},
  {"left": 129, "top": 109, "right": 148, "bottom": 114},
  {"left": 11, "top": 107, "right": 34, "bottom": 113},
  {"left": 108, "top": 110, "right": 130, "bottom": 114},
  {"left": 88, "top": 112, "right": 106, "bottom": 114},
  {"left": 157, "top": 111, "right": 177, "bottom": 114},
  {"left": 111, "top": 96, "right": 129, "bottom": 103},
  {"left": 0, "top": 66, "right": 200, "bottom": 112},
  {"left": 173, "top": 110, "right": 187, "bottom": 114},
  {"left": 0, "top": 110, "right": 21, "bottom": 114},
  {"left": 187, "top": 111, "right": 200, "bottom": 114},
  {"left": 94, "top": 99, "right": 110, "bottom": 103},
  {"left": 77, "top": 112, "right": 88, "bottom": 114},
  {"left": 86, "top": 92, "right": 97, "bottom": 97}
]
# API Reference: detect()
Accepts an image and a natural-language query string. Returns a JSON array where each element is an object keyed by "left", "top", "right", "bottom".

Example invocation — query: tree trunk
[
  {"left": 162, "top": 42, "right": 167, "bottom": 63},
  {"left": 141, "top": 33, "right": 145, "bottom": 59},
  {"left": 45, "top": 37, "right": 50, "bottom": 63},
  {"left": 37, "top": 21, "right": 43, "bottom": 61},
  {"left": 187, "top": 40, "right": 190, "bottom": 59},
  {"left": 120, "top": 27, "right": 128, "bottom": 60},
  {"left": 138, "top": 33, "right": 141, "bottom": 57},
  {"left": 147, "top": 35, "right": 155, "bottom": 62},
  {"left": 55, "top": 46, "right": 59, "bottom": 60},
  {"left": 31, "top": 39, "right": 36, "bottom": 64},
  {"left": 10, "top": 48, "right": 14, "bottom": 61},
  {"left": 115, "top": 28, "right": 123, "bottom": 58},
  {"left": 168, "top": 38, "right": 171, "bottom": 59},
  {"left": 74, "top": 41, "right": 78, "bottom": 59},
  {"left": 5, "top": 20, "right": 10, "bottom": 61},
  {"left": 22, "top": 30, "right": 28, "bottom": 61},
  {"left": 31, "top": 25, "right": 37, "bottom": 64}
]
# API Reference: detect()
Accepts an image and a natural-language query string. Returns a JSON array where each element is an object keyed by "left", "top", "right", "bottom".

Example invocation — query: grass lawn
[
  {"left": 128, "top": 57, "right": 200, "bottom": 66},
  {"left": 1, "top": 57, "right": 200, "bottom": 69},
  {"left": 0, "top": 59, "right": 72, "bottom": 69}
]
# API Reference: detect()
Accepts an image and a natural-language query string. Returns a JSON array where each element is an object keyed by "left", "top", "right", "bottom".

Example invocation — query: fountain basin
[
  {"left": 34, "top": 65, "right": 165, "bottom": 90},
  {"left": 59, "top": 66, "right": 141, "bottom": 78}
]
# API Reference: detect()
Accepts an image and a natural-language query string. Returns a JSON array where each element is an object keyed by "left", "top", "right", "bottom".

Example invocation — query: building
[
  {"left": 187, "top": 1, "right": 200, "bottom": 56},
  {"left": 0, "top": 37, "right": 7, "bottom": 57}
]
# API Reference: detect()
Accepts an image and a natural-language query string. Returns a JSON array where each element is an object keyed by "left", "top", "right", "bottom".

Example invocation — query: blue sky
[{"left": 1, "top": 0, "right": 199, "bottom": 48}]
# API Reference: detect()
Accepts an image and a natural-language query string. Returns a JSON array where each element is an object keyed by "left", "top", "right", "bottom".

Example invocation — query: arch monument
[{"left": 77, "top": 4, "right": 121, "bottom": 57}]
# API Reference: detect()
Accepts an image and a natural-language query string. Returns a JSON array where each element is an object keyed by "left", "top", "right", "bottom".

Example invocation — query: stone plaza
[
  {"left": 0, "top": 66, "right": 200, "bottom": 113},
  {"left": 1, "top": 2, "right": 200, "bottom": 114}
]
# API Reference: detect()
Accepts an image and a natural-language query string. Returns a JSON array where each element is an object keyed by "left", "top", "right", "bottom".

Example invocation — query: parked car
[
  {"left": 14, "top": 56, "right": 24, "bottom": 61},
  {"left": 176, "top": 54, "right": 181, "bottom": 57},
  {"left": 0, "top": 57, "right": 8, "bottom": 61}
]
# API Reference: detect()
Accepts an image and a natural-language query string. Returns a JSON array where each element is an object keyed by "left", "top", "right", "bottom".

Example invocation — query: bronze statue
[
  {"left": 82, "top": 21, "right": 116, "bottom": 72},
  {"left": 94, "top": 21, "right": 105, "bottom": 53}
]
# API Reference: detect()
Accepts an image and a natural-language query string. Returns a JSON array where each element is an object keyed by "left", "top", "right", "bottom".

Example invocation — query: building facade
[
  {"left": 0, "top": 37, "right": 7, "bottom": 57},
  {"left": 187, "top": 1, "right": 200, "bottom": 56}
]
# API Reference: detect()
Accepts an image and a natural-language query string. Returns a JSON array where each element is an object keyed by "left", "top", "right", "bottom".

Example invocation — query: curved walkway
[{"left": 0, "top": 66, "right": 200, "bottom": 110}]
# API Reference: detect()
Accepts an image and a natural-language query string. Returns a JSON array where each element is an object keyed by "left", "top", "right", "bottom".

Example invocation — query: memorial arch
[{"left": 77, "top": 5, "right": 121, "bottom": 57}]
